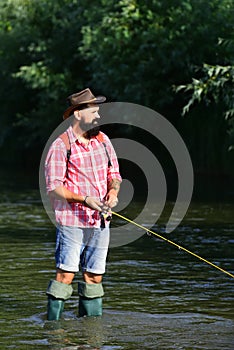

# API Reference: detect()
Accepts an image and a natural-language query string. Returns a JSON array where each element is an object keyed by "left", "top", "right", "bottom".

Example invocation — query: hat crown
[
  {"left": 63, "top": 87, "right": 106, "bottom": 120},
  {"left": 68, "top": 88, "right": 95, "bottom": 106}
]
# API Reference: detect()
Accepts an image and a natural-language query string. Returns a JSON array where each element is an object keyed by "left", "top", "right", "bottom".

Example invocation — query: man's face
[{"left": 78, "top": 105, "right": 100, "bottom": 137}]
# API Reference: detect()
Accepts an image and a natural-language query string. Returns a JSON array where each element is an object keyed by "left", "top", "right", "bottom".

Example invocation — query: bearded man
[{"left": 45, "top": 88, "right": 121, "bottom": 320}]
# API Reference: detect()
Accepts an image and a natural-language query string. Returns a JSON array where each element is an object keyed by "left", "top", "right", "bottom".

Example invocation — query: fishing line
[{"left": 111, "top": 211, "right": 234, "bottom": 279}]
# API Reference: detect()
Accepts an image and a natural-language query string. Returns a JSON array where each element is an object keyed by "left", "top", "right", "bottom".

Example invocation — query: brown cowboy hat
[{"left": 63, "top": 88, "right": 106, "bottom": 120}]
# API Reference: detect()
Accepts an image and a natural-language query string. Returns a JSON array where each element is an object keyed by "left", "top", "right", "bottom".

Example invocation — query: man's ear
[{"left": 74, "top": 110, "right": 80, "bottom": 120}]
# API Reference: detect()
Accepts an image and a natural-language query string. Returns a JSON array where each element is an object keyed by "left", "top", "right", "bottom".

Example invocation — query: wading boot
[
  {"left": 46, "top": 280, "right": 73, "bottom": 321},
  {"left": 47, "top": 296, "right": 64, "bottom": 321},
  {"left": 78, "top": 281, "right": 104, "bottom": 317}
]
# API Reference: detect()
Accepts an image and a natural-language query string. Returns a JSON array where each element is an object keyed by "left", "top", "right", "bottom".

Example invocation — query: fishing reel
[
  {"left": 100, "top": 207, "right": 112, "bottom": 228},
  {"left": 100, "top": 211, "right": 112, "bottom": 221}
]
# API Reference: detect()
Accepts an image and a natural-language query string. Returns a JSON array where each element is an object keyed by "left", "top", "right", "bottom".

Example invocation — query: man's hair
[
  {"left": 73, "top": 103, "right": 98, "bottom": 114},
  {"left": 73, "top": 103, "right": 88, "bottom": 112}
]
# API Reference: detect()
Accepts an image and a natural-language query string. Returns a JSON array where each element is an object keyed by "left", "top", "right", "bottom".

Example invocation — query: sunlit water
[{"left": 0, "top": 173, "right": 233, "bottom": 349}]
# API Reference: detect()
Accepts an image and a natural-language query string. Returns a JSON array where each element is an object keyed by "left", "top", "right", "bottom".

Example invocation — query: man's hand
[
  {"left": 84, "top": 196, "right": 103, "bottom": 211},
  {"left": 105, "top": 192, "right": 118, "bottom": 209}
]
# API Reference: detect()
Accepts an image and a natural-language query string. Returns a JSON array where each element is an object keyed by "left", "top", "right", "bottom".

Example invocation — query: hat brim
[{"left": 63, "top": 95, "right": 106, "bottom": 120}]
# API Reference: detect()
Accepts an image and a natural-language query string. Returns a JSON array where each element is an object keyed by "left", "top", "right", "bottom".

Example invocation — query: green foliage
[
  {"left": 79, "top": 0, "right": 233, "bottom": 109},
  {"left": 176, "top": 63, "right": 234, "bottom": 118},
  {"left": 0, "top": 0, "right": 87, "bottom": 148},
  {"left": 175, "top": 35, "right": 234, "bottom": 151},
  {"left": 0, "top": 0, "right": 233, "bottom": 174}
]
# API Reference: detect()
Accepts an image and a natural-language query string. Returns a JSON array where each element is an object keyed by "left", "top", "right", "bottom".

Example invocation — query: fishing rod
[{"left": 111, "top": 211, "right": 234, "bottom": 279}]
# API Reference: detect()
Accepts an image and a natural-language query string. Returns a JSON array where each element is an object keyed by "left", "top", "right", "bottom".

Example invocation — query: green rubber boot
[
  {"left": 47, "top": 296, "right": 64, "bottom": 321},
  {"left": 79, "top": 297, "right": 103, "bottom": 317},
  {"left": 46, "top": 280, "right": 73, "bottom": 321},
  {"left": 78, "top": 281, "right": 104, "bottom": 317}
]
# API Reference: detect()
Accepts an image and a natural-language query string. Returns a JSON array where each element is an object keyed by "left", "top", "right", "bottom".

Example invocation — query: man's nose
[{"left": 95, "top": 112, "right": 100, "bottom": 118}]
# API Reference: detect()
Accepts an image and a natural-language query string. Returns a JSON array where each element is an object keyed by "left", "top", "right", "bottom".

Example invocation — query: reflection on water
[
  {"left": 0, "top": 176, "right": 234, "bottom": 349},
  {"left": 41, "top": 310, "right": 233, "bottom": 350}
]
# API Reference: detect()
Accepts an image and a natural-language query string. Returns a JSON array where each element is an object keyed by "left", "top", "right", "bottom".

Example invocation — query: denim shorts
[{"left": 55, "top": 225, "right": 110, "bottom": 274}]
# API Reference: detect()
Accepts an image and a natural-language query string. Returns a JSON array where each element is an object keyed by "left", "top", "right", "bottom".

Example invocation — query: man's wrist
[
  {"left": 72, "top": 194, "right": 88, "bottom": 204},
  {"left": 108, "top": 188, "right": 118, "bottom": 197},
  {"left": 83, "top": 195, "right": 89, "bottom": 204}
]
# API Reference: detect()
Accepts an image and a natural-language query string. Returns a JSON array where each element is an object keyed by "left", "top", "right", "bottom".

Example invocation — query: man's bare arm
[
  {"left": 49, "top": 186, "right": 103, "bottom": 211},
  {"left": 107, "top": 178, "right": 121, "bottom": 195},
  {"left": 105, "top": 179, "right": 121, "bottom": 208},
  {"left": 49, "top": 186, "right": 84, "bottom": 203}
]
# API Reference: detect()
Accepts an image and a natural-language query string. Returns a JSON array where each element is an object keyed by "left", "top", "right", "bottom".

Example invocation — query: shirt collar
[
  {"left": 67, "top": 125, "right": 99, "bottom": 145},
  {"left": 65, "top": 125, "right": 75, "bottom": 144}
]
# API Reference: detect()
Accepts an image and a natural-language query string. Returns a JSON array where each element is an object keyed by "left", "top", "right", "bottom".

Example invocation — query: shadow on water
[{"left": 0, "top": 167, "right": 234, "bottom": 349}]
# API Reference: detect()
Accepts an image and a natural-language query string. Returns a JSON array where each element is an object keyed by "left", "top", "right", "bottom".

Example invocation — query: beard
[{"left": 79, "top": 119, "right": 100, "bottom": 138}]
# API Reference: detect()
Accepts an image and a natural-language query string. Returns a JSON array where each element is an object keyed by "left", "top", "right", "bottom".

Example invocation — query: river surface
[{"left": 0, "top": 170, "right": 233, "bottom": 349}]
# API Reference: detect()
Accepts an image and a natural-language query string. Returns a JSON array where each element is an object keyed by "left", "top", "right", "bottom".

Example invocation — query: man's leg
[
  {"left": 78, "top": 272, "right": 104, "bottom": 317},
  {"left": 78, "top": 227, "right": 109, "bottom": 317},
  {"left": 46, "top": 225, "right": 82, "bottom": 320},
  {"left": 46, "top": 269, "right": 74, "bottom": 321}
]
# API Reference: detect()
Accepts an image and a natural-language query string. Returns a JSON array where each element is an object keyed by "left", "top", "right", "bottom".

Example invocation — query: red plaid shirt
[{"left": 45, "top": 126, "right": 122, "bottom": 227}]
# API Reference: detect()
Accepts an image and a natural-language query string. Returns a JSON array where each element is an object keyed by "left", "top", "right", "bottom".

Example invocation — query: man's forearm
[
  {"left": 50, "top": 186, "right": 103, "bottom": 211},
  {"left": 107, "top": 179, "right": 121, "bottom": 197},
  {"left": 49, "top": 186, "right": 85, "bottom": 203}
]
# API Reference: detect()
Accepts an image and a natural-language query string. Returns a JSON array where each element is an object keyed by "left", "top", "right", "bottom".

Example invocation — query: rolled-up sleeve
[
  {"left": 105, "top": 138, "right": 122, "bottom": 184},
  {"left": 45, "top": 139, "right": 67, "bottom": 192}
]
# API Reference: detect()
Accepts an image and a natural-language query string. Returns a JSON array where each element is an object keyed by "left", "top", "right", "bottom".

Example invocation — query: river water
[{"left": 0, "top": 170, "right": 233, "bottom": 349}]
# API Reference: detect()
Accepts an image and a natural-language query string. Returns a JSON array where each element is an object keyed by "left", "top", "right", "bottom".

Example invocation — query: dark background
[{"left": 0, "top": 0, "right": 233, "bottom": 200}]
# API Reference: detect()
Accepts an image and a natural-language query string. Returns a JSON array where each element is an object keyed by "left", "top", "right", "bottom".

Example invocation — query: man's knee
[
  {"left": 56, "top": 269, "right": 75, "bottom": 284},
  {"left": 83, "top": 271, "right": 103, "bottom": 284}
]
